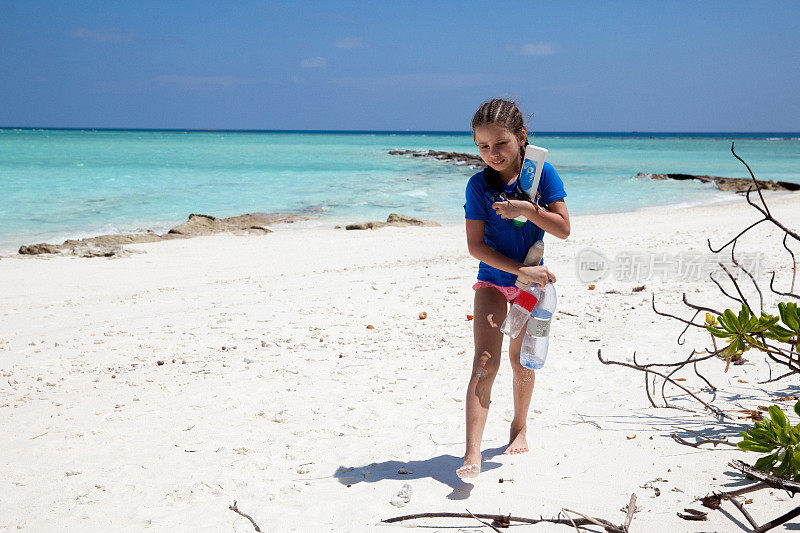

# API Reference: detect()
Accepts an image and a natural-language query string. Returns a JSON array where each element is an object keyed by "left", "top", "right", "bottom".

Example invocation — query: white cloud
[
  {"left": 153, "top": 75, "right": 253, "bottom": 89},
  {"left": 300, "top": 57, "right": 327, "bottom": 68},
  {"left": 510, "top": 42, "right": 557, "bottom": 56},
  {"left": 334, "top": 37, "right": 365, "bottom": 49},
  {"left": 70, "top": 28, "right": 136, "bottom": 43}
]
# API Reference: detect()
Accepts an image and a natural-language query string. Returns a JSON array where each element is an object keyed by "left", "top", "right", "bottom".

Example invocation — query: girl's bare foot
[
  {"left": 456, "top": 462, "right": 480, "bottom": 479},
  {"left": 503, "top": 424, "right": 529, "bottom": 455},
  {"left": 457, "top": 452, "right": 482, "bottom": 479}
]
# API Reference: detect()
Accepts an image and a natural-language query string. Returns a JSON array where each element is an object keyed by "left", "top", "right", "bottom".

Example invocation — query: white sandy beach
[{"left": 2, "top": 192, "right": 800, "bottom": 532}]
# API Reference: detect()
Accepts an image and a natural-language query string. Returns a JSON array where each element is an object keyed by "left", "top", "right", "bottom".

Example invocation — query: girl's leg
[
  {"left": 458, "top": 287, "right": 507, "bottom": 478},
  {"left": 505, "top": 331, "right": 534, "bottom": 454}
]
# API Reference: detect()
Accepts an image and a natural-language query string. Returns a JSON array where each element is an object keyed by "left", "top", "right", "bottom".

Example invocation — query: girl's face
[{"left": 473, "top": 123, "right": 526, "bottom": 180}]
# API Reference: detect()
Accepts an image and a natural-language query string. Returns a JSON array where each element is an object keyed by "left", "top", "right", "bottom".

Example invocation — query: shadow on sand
[{"left": 334, "top": 445, "right": 507, "bottom": 500}]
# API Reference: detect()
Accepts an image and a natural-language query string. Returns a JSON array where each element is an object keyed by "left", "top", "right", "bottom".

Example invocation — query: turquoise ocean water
[{"left": 1, "top": 129, "right": 798, "bottom": 253}]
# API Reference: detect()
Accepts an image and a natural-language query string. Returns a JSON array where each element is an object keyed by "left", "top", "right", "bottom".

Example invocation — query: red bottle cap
[{"left": 513, "top": 290, "right": 538, "bottom": 312}]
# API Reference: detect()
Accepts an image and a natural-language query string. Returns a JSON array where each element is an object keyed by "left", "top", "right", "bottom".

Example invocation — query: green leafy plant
[
  {"left": 705, "top": 303, "right": 799, "bottom": 360},
  {"left": 738, "top": 400, "right": 800, "bottom": 480}
]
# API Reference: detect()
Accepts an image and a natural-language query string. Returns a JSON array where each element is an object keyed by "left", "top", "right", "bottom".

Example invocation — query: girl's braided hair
[{"left": 471, "top": 99, "right": 532, "bottom": 200}]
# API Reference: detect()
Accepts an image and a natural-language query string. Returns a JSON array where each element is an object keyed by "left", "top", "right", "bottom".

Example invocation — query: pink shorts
[{"left": 472, "top": 281, "right": 521, "bottom": 302}]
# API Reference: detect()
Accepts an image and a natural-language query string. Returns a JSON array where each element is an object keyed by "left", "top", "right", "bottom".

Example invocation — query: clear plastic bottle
[
  {"left": 520, "top": 283, "right": 557, "bottom": 369},
  {"left": 515, "top": 240, "right": 544, "bottom": 289},
  {"left": 500, "top": 283, "right": 544, "bottom": 338}
]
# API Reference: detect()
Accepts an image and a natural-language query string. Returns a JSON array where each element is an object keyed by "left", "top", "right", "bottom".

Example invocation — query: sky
[{"left": 1, "top": 1, "right": 799, "bottom": 131}]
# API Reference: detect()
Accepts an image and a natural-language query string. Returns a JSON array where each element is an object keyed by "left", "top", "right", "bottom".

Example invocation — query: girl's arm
[
  {"left": 466, "top": 220, "right": 556, "bottom": 286},
  {"left": 491, "top": 199, "right": 571, "bottom": 239}
]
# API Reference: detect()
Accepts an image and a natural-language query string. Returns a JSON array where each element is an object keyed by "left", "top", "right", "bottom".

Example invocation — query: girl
[{"left": 458, "top": 99, "right": 570, "bottom": 479}]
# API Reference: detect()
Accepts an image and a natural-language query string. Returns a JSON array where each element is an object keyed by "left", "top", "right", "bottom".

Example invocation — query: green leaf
[
  {"left": 745, "top": 427, "right": 776, "bottom": 443},
  {"left": 775, "top": 449, "right": 792, "bottom": 477},
  {"left": 770, "top": 405, "right": 790, "bottom": 429},
  {"left": 738, "top": 304, "right": 750, "bottom": 327},
  {"left": 764, "top": 323, "right": 796, "bottom": 342},
  {"left": 724, "top": 309, "right": 740, "bottom": 332},
  {"left": 720, "top": 344, "right": 738, "bottom": 359},
  {"left": 706, "top": 326, "right": 733, "bottom": 338},
  {"left": 779, "top": 302, "right": 800, "bottom": 333},
  {"left": 755, "top": 452, "right": 780, "bottom": 472},
  {"left": 734, "top": 337, "right": 749, "bottom": 354},
  {"left": 792, "top": 449, "right": 800, "bottom": 473},
  {"left": 795, "top": 400, "right": 800, "bottom": 419},
  {"left": 738, "top": 440, "right": 776, "bottom": 453}
]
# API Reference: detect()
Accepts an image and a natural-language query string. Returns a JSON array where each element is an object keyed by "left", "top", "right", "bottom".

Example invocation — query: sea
[{"left": 1, "top": 129, "right": 798, "bottom": 253}]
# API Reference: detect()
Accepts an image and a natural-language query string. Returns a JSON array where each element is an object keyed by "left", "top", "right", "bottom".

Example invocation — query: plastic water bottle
[
  {"left": 515, "top": 240, "right": 544, "bottom": 289},
  {"left": 512, "top": 145, "right": 548, "bottom": 227},
  {"left": 500, "top": 283, "right": 545, "bottom": 339},
  {"left": 520, "top": 283, "right": 557, "bottom": 369}
]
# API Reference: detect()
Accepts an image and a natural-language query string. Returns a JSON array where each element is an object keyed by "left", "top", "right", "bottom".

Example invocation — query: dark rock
[
  {"left": 346, "top": 213, "right": 440, "bottom": 230},
  {"left": 72, "top": 244, "right": 126, "bottom": 258},
  {"left": 388, "top": 149, "right": 486, "bottom": 168},
  {"left": 62, "top": 233, "right": 163, "bottom": 247},
  {"left": 18, "top": 209, "right": 304, "bottom": 256},
  {"left": 635, "top": 173, "right": 800, "bottom": 193},
  {"left": 386, "top": 213, "right": 439, "bottom": 227},
  {"left": 169, "top": 212, "right": 297, "bottom": 236},
  {"left": 390, "top": 148, "right": 800, "bottom": 195},
  {"left": 19, "top": 243, "right": 64, "bottom": 255},
  {"left": 168, "top": 214, "right": 233, "bottom": 236},
  {"left": 346, "top": 221, "right": 385, "bottom": 230}
]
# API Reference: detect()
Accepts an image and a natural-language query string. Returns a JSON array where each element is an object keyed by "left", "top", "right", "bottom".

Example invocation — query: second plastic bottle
[
  {"left": 500, "top": 283, "right": 545, "bottom": 338},
  {"left": 520, "top": 283, "right": 557, "bottom": 369}
]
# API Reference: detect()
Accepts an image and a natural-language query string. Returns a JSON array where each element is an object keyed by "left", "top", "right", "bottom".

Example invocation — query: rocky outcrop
[
  {"left": 345, "top": 213, "right": 440, "bottom": 230},
  {"left": 389, "top": 149, "right": 800, "bottom": 194},
  {"left": 167, "top": 213, "right": 276, "bottom": 236},
  {"left": 18, "top": 243, "right": 64, "bottom": 255},
  {"left": 388, "top": 149, "right": 485, "bottom": 168},
  {"left": 63, "top": 233, "right": 165, "bottom": 247},
  {"left": 16, "top": 210, "right": 316, "bottom": 256},
  {"left": 635, "top": 173, "right": 800, "bottom": 193}
]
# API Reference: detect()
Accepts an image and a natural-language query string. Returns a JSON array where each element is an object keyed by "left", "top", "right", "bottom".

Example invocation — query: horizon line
[{"left": 1, "top": 126, "right": 799, "bottom": 136}]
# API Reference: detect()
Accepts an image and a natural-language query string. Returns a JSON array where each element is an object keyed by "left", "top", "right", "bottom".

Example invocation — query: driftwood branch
[
  {"left": 598, "top": 349, "right": 730, "bottom": 419},
  {"left": 466, "top": 509, "right": 501, "bottom": 533},
  {"left": 383, "top": 511, "right": 609, "bottom": 528},
  {"left": 651, "top": 294, "right": 705, "bottom": 327},
  {"left": 758, "top": 368, "right": 800, "bottom": 384},
  {"left": 693, "top": 358, "right": 717, "bottom": 391},
  {"left": 700, "top": 462, "right": 800, "bottom": 533},
  {"left": 622, "top": 493, "right": 637, "bottom": 532},
  {"left": 561, "top": 508, "right": 625, "bottom": 533},
  {"left": 681, "top": 293, "right": 723, "bottom": 316},
  {"left": 729, "top": 460, "right": 800, "bottom": 493},
  {"left": 384, "top": 498, "right": 637, "bottom": 533},
  {"left": 753, "top": 506, "right": 800, "bottom": 533},
  {"left": 731, "top": 242, "right": 764, "bottom": 312},
  {"left": 708, "top": 218, "right": 766, "bottom": 254},
  {"left": 730, "top": 142, "right": 770, "bottom": 216},
  {"left": 709, "top": 271, "right": 745, "bottom": 306},
  {"left": 729, "top": 495, "right": 759, "bottom": 529},
  {"left": 719, "top": 262, "right": 754, "bottom": 315},
  {"left": 670, "top": 426, "right": 737, "bottom": 448},
  {"left": 229, "top": 501, "right": 261, "bottom": 532},
  {"left": 770, "top": 270, "right": 800, "bottom": 299},
  {"left": 781, "top": 233, "right": 797, "bottom": 293},
  {"left": 707, "top": 143, "right": 800, "bottom": 255}
]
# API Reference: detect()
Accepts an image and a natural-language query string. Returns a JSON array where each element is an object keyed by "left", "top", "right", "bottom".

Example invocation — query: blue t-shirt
[{"left": 464, "top": 162, "right": 566, "bottom": 287}]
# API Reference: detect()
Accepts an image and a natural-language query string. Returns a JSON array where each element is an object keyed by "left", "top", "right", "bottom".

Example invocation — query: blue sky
[{"left": 1, "top": 1, "right": 798, "bottom": 131}]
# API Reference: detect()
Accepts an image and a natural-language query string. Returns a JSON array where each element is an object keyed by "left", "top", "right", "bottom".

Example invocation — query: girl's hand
[
  {"left": 491, "top": 199, "right": 532, "bottom": 220},
  {"left": 517, "top": 265, "right": 556, "bottom": 287}
]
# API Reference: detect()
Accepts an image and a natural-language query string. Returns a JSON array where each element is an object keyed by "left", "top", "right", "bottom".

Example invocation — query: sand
[{"left": 1, "top": 192, "right": 799, "bottom": 531}]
